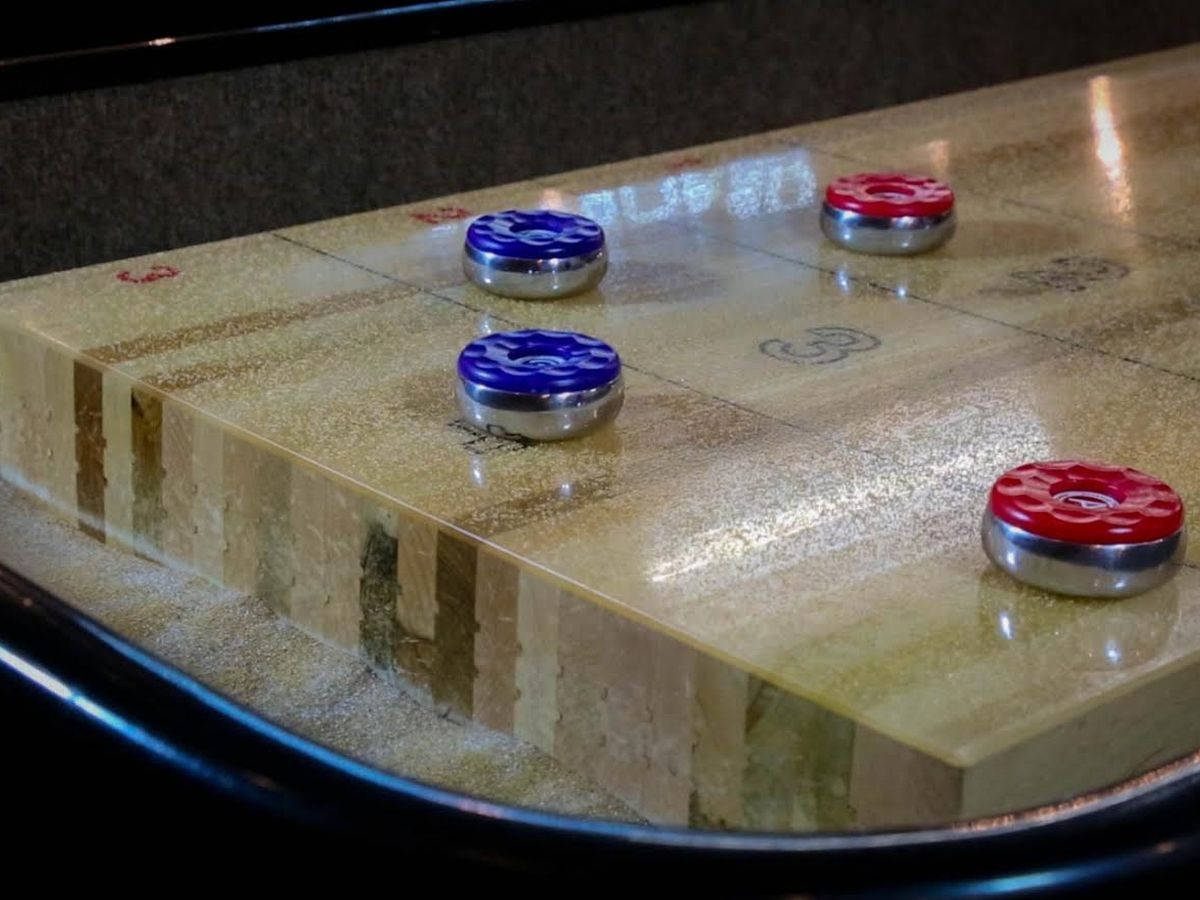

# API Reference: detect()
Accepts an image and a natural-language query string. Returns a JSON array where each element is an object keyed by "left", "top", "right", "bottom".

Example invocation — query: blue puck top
[
  {"left": 457, "top": 329, "right": 621, "bottom": 394},
  {"left": 465, "top": 210, "right": 605, "bottom": 260}
]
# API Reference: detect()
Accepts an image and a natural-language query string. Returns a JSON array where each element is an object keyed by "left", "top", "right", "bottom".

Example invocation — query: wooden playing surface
[{"left": 3, "top": 44, "right": 1200, "bottom": 830}]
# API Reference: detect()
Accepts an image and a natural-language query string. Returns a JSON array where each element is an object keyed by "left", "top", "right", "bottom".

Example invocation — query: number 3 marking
[{"left": 760, "top": 327, "right": 881, "bottom": 366}]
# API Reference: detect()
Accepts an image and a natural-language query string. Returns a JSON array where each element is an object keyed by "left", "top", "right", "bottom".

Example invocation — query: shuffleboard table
[{"left": 3, "top": 44, "right": 1200, "bottom": 830}]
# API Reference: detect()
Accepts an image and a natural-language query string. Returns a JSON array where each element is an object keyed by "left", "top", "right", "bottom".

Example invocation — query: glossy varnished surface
[{"left": 4, "top": 45, "right": 1200, "bottom": 824}]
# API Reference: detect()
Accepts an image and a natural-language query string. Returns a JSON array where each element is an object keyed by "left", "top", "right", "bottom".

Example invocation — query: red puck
[
  {"left": 989, "top": 460, "right": 1184, "bottom": 545},
  {"left": 824, "top": 173, "right": 954, "bottom": 219}
]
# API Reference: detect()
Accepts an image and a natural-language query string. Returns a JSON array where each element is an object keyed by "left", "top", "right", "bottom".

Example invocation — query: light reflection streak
[
  {"left": 680, "top": 171, "right": 720, "bottom": 215},
  {"left": 477, "top": 314, "right": 502, "bottom": 335},
  {"left": 835, "top": 268, "right": 852, "bottom": 294},
  {"left": 999, "top": 613, "right": 1015, "bottom": 641},
  {"left": 616, "top": 180, "right": 680, "bottom": 224},
  {"left": 537, "top": 188, "right": 568, "bottom": 210},
  {"left": 647, "top": 445, "right": 999, "bottom": 584},
  {"left": 925, "top": 139, "right": 950, "bottom": 181},
  {"left": 648, "top": 405, "right": 1048, "bottom": 584},
  {"left": 0, "top": 644, "right": 71, "bottom": 699},
  {"left": 578, "top": 151, "right": 817, "bottom": 227},
  {"left": 0, "top": 638, "right": 238, "bottom": 789},
  {"left": 1105, "top": 637, "right": 1122, "bottom": 665},
  {"left": 1088, "top": 76, "right": 1132, "bottom": 223}
]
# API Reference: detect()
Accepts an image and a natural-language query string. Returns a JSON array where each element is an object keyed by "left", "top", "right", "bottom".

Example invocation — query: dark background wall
[{"left": 4, "top": 0, "right": 1200, "bottom": 282}]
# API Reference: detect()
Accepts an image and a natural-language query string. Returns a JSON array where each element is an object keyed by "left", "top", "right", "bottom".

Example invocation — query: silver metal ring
[
  {"left": 820, "top": 203, "right": 956, "bottom": 255},
  {"left": 462, "top": 245, "right": 608, "bottom": 300},
  {"left": 455, "top": 374, "right": 624, "bottom": 441},
  {"left": 981, "top": 508, "right": 1186, "bottom": 598}
]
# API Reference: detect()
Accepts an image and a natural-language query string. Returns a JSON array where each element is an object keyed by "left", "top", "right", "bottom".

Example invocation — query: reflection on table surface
[{"left": 3, "top": 44, "right": 1200, "bottom": 830}]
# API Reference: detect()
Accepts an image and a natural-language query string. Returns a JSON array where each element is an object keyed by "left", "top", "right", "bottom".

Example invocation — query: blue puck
[
  {"left": 466, "top": 210, "right": 605, "bottom": 259},
  {"left": 463, "top": 210, "right": 608, "bottom": 300},
  {"left": 455, "top": 329, "right": 624, "bottom": 441}
]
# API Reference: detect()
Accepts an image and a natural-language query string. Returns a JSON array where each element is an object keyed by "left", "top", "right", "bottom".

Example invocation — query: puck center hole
[
  {"left": 1052, "top": 483, "right": 1122, "bottom": 509},
  {"left": 865, "top": 183, "right": 917, "bottom": 200},
  {"left": 510, "top": 224, "right": 560, "bottom": 241},
  {"left": 509, "top": 346, "right": 568, "bottom": 368}
]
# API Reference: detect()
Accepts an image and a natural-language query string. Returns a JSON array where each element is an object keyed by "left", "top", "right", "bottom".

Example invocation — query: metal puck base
[
  {"left": 462, "top": 246, "right": 608, "bottom": 300},
  {"left": 456, "top": 375, "right": 624, "bottom": 442},
  {"left": 820, "top": 203, "right": 956, "bottom": 256},
  {"left": 981, "top": 508, "right": 1185, "bottom": 598}
]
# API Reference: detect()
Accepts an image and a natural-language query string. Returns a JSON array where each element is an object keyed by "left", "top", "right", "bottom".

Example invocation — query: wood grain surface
[{"left": 3, "top": 44, "right": 1200, "bottom": 828}]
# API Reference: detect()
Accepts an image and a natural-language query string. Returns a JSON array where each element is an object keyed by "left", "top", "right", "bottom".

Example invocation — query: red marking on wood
[
  {"left": 665, "top": 156, "right": 704, "bottom": 172},
  {"left": 117, "top": 265, "right": 180, "bottom": 284},
  {"left": 411, "top": 206, "right": 471, "bottom": 225}
]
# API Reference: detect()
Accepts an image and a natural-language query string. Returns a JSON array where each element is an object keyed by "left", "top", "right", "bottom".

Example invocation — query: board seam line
[
  {"left": 671, "top": 220, "right": 1200, "bottom": 389},
  {"left": 671, "top": 216, "right": 1200, "bottom": 541},
  {"left": 271, "top": 221, "right": 1197, "bottom": 493},
  {"left": 269, "top": 230, "right": 892, "bottom": 460},
  {"left": 271, "top": 215, "right": 1200, "bottom": 516},
  {"left": 527, "top": 159, "right": 1200, "bottom": 386}
]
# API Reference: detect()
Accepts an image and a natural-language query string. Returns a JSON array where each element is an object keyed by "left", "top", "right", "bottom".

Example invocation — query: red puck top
[
  {"left": 825, "top": 173, "right": 955, "bottom": 218},
  {"left": 989, "top": 460, "right": 1184, "bottom": 545}
]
